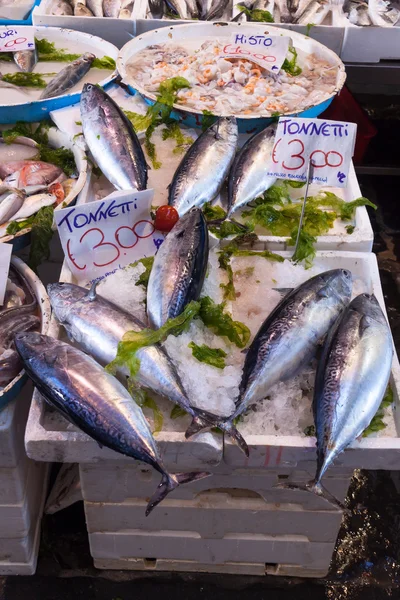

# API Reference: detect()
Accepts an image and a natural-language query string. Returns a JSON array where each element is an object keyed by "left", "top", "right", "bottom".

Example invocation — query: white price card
[
  {"left": 55, "top": 189, "right": 164, "bottom": 284},
  {"left": 0, "top": 243, "right": 12, "bottom": 306},
  {"left": 221, "top": 32, "right": 290, "bottom": 73},
  {"left": 0, "top": 27, "right": 35, "bottom": 54},
  {"left": 266, "top": 117, "right": 357, "bottom": 187}
]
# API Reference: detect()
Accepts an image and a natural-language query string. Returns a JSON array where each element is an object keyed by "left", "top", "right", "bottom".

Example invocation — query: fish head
[
  {"left": 79, "top": 53, "right": 96, "bottom": 66},
  {"left": 80, "top": 83, "right": 105, "bottom": 115},
  {"left": 47, "top": 282, "right": 88, "bottom": 324},
  {"left": 212, "top": 116, "right": 238, "bottom": 142},
  {"left": 350, "top": 293, "right": 388, "bottom": 326},
  {"left": 14, "top": 332, "right": 56, "bottom": 363},
  {"left": 319, "top": 268, "right": 353, "bottom": 303}
]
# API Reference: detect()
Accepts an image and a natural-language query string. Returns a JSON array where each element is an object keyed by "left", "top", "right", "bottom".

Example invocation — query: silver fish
[
  {"left": 103, "top": 0, "right": 121, "bottom": 16},
  {"left": 149, "top": 0, "right": 164, "bottom": 16},
  {"left": 234, "top": 269, "right": 353, "bottom": 424},
  {"left": 205, "top": 0, "right": 230, "bottom": 18},
  {"left": 228, "top": 123, "right": 277, "bottom": 216},
  {"left": 147, "top": 208, "right": 209, "bottom": 330},
  {"left": 10, "top": 193, "right": 56, "bottom": 221},
  {"left": 15, "top": 333, "right": 210, "bottom": 515},
  {"left": 275, "top": 0, "right": 291, "bottom": 20},
  {"left": 39, "top": 53, "right": 95, "bottom": 100},
  {"left": 80, "top": 84, "right": 148, "bottom": 191},
  {"left": 368, "top": 0, "right": 400, "bottom": 25},
  {"left": 13, "top": 49, "right": 37, "bottom": 73},
  {"left": 286, "top": 294, "right": 393, "bottom": 506},
  {"left": 48, "top": 281, "right": 243, "bottom": 442},
  {"left": 87, "top": 0, "right": 103, "bottom": 15},
  {"left": 49, "top": 0, "right": 73, "bottom": 14},
  {"left": 75, "top": 2, "right": 94, "bottom": 14},
  {"left": 164, "top": 0, "right": 188, "bottom": 17},
  {"left": 169, "top": 117, "right": 238, "bottom": 217},
  {"left": 185, "top": 0, "right": 200, "bottom": 17},
  {"left": 0, "top": 188, "right": 25, "bottom": 225}
]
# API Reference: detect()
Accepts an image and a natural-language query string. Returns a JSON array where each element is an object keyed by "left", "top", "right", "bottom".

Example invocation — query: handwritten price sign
[
  {"left": 55, "top": 189, "right": 164, "bottom": 284},
  {"left": 266, "top": 117, "right": 357, "bottom": 187},
  {"left": 0, "top": 27, "right": 35, "bottom": 53},
  {"left": 221, "top": 32, "right": 290, "bottom": 73}
]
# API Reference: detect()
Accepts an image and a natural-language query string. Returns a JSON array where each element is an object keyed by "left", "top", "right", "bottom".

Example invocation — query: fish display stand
[
  {"left": 0, "top": 384, "right": 48, "bottom": 575},
  {"left": 24, "top": 248, "right": 400, "bottom": 578}
]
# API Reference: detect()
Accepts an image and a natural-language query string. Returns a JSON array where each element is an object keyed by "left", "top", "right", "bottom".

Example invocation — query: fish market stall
[{"left": 0, "top": 26, "right": 117, "bottom": 123}]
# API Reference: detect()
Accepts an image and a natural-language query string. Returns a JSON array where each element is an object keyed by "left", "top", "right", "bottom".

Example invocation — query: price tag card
[
  {"left": 267, "top": 117, "right": 357, "bottom": 187},
  {"left": 55, "top": 189, "right": 164, "bottom": 284},
  {"left": 0, "top": 27, "right": 35, "bottom": 53},
  {"left": 221, "top": 32, "right": 290, "bottom": 73},
  {"left": 0, "top": 243, "right": 12, "bottom": 306}
]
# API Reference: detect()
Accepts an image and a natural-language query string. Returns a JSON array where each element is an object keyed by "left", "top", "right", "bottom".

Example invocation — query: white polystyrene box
[
  {"left": 341, "top": 26, "right": 400, "bottom": 63},
  {"left": 0, "top": 385, "right": 32, "bottom": 468}
]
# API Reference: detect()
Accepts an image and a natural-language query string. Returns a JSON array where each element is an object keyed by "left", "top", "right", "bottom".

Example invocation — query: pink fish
[{"left": 4, "top": 162, "right": 66, "bottom": 191}]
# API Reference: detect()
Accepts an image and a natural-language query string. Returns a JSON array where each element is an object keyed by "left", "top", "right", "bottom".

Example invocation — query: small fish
[
  {"left": 169, "top": 117, "right": 238, "bottom": 217},
  {"left": 103, "top": 0, "right": 121, "bottom": 16},
  {"left": 295, "top": 0, "right": 330, "bottom": 22},
  {"left": 185, "top": 0, "right": 200, "bottom": 17},
  {"left": 87, "top": 0, "right": 103, "bottom": 15},
  {"left": 15, "top": 333, "right": 211, "bottom": 515},
  {"left": 228, "top": 123, "right": 277, "bottom": 216},
  {"left": 233, "top": 269, "right": 353, "bottom": 426},
  {"left": 147, "top": 207, "right": 209, "bottom": 329},
  {"left": 75, "top": 2, "right": 94, "bottom": 14},
  {"left": 163, "top": 0, "right": 188, "bottom": 16},
  {"left": 80, "top": 84, "right": 148, "bottom": 191},
  {"left": 205, "top": 0, "right": 230, "bottom": 18},
  {"left": 149, "top": 0, "right": 164, "bottom": 16},
  {"left": 0, "top": 188, "right": 25, "bottom": 225},
  {"left": 49, "top": 0, "right": 73, "bottom": 14},
  {"left": 368, "top": 0, "right": 400, "bottom": 25},
  {"left": 11, "top": 193, "right": 56, "bottom": 221},
  {"left": 4, "top": 162, "right": 64, "bottom": 190},
  {"left": 13, "top": 49, "right": 38, "bottom": 73},
  {"left": 39, "top": 53, "right": 95, "bottom": 100},
  {"left": 275, "top": 0, "right": 291, "bottom": 20}
]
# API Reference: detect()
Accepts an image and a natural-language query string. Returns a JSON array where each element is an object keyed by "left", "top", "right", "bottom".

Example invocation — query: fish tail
[
  {"left": 274, "top": 479, "right": 349, "bottom": 513},
  {"left": 145, "top": 470, "right": 211, "bottom": 516},
  {"left": 185, "top": 413, "right": 249, "bottom": 458}
]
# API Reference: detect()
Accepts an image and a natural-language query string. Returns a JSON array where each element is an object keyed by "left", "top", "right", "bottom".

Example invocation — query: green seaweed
[
  {"left": 188, "top": 342, "right": 227, "bottom": 369},
  {"left": 199, "top": 296, "right": 250, "bottom": 349},
  {"left": 131, "top": 256, "right": 154, "bottom": 290},
  {"left": 363, "top": 385, "right": 394, "bottom": 437}
]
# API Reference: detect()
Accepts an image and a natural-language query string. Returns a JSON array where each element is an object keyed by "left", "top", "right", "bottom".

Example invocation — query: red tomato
[{"left": 154, "top": 205, "right": 179, "bottom": 232}]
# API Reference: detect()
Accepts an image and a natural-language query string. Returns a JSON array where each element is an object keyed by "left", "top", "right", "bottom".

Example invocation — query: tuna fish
[
  {"left": 168, "top": 117, "right": 238, "bottom": 217},
  {"left": 234, "top": 269, "right": 353, "bottom": 422},
  {"left": 147, "top": 208, "right": 209, "bottom": 329},
  {"left": 80, "top": 84, "right": 148, "bottom": 192},
  {"left": 228, "top": 123, "right": 277, "bottom": 216},
  {"left": 15, "top": 333, "right": 210, "bottom": 515},
  {"left": 39, "top": 53, "right": 95, "bottom": 100}
]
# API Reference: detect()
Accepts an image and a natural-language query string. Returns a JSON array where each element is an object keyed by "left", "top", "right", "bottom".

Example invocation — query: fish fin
[
  {"left": 87, "top": 281, "right": 98, "bottom": 301},
  {"left": 274, "top": 479, "right": 349, "bottom": 513},
  {"left": 185, "top": 415, "right": 208, "bottom": 437},
  {"left": 272, "top": 287, "right": 294, "bottom": 298},
  {"left": 145, "top": 470, "right": 211, "bottom": 516},
  {"left": 219, "top": 421, "right": 249, "bottom": 457},
  {"left": 185, "top": 414, "right": 249, "bottom": 458}
]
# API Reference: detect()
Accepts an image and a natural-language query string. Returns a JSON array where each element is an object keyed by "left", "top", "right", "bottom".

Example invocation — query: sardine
[
  {"left": 0, "top": 188, "right": 25, "bottom": 225},
  {"left": 87, "top": 0, "right": 103, "bottom": 16},
  {"left": 147, "top": 208, "right": 208, "bottom": 329},
  {"left": 205, "top": 0, "right": 230, "bottom": 18},
  {"left": 103, "top": 0, "right": 121, "bottom": 16},
  {"left": 48, "top": 281, "right": 243, "bottom": 442},
  {"left": 185, "top": 0, "right": 200, "bottom": 17},
  {"left": 13, "top": 49, "right": 37, "bottom": 73},
  {"left": 234, "top": 269, "right": 353, "bottom": 422},
  {"left": 169, "top": 117, "right": 238, "bottom": 216},
  {"left": 163, "top": 0, "right": 188, "bottom": 17},
  {"left": 275, "top": 0, "right": 291, "bottom": 20},
  {"left": 15, "top": 333, "right": 211, "bottom": 515},
  {"left": 149, "top": 0, "right": 164, "bottom": 16},
  {"left": 49, "top": 0, "right": 73, "bottom": 14},
  {"left": 39, "top": 53, "right": 95, "bottom": 100},
  {"left": 10, "top": 193, "right": 56, "bottom": 221},
  {"left": 80, "top": 84, "right": 148, "bottom": 191},
  {"left": 75, "top": 2, "right": 94, "bottom": 14},
  {"left": 228, "top": 123, "right": 277, "bottom": 216}
]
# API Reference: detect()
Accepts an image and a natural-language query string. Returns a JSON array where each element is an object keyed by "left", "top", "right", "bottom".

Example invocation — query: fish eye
[{"left": 342, "top": 269, "right": 351, "bottom": 279}]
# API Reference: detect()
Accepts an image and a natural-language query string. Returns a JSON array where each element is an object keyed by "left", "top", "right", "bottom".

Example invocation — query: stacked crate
[{"left": 0, "top": 383, "right": 48, "bottom": 575}]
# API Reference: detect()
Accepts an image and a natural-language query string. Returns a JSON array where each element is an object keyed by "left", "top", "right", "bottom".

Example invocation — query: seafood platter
[
  {"left": 0, "top": 26, "right": 117, "bottom": 123},
  {"left": 0, "top": 125, "right": 87, "bottom": 249}
]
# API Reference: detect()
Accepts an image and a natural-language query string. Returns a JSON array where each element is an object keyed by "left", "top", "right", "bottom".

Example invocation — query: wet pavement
[{"left": 3, "top": 113, "right": 400, "bottom": 600}]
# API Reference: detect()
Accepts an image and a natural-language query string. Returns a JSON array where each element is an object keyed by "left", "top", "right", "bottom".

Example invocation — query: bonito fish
[
  {"left": 40, "top": 53, "right": 95, "bottom": 100},
  {"left": 228, "top": 123, "right": 277, "bottom": 216},
  {"left": 15, "top": 333, "right": 210, "bottom": 515},
  {"left": 234, "top": 269, "right": 353, "bottom": 423},
  {"left": 147, "top": 208, "right": 209, "bottom": 329},
  {"left": 168, "top": 117, "right": 238, "bottom": 217},
  {"left": 80, "top": 84, "right": 148, "bottom": 191}
]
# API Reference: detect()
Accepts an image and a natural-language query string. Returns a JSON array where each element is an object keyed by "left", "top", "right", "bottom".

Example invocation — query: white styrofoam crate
[
  {"left": 0, "top": 384, "right": 32, "bottom": 469},
  {"left": 0, "top": 452, "right": 31, "bottom": 505},
  {"left": 80, "top": 461, "right": 352, "bottom": 511},
  {"left": 32, "top": 3, "right": 135, "bottom": 48},
  {"left": 341, "top": 26, "right": 400, "bottom": 63}
]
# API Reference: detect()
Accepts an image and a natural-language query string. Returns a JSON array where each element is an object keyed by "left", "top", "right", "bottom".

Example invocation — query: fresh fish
[
  {"left": 103, "top": 0, "right": 121, "bottom": 16},
  {"left": 4, "top": 162, "right": 64, "bottom": 190},
  {"left": 205, "top": 0, "right": 230, "bottom": 19},
  {"left": 292, "top": 0, "right": 315, "bottom": 19},
  {"left": 283, "top": 294, "right": 393, "bottom": 506},
  {"left": 39, "top": 53, "right": 95, "bottom": 100},
  {"left": 13, "top": 49, "right": 37, "bottom": 73},
  {"left": 149, "top": 0, "right": 164, "bottom": 16},
  {"left": 87, "top": 0, "right": 103, "bottom": 16},
  {"left": 15, "top": 333, "right": 211, "bottom": 515},
  {"left": 0, "top": 73, "right": 30, "bottom": 96},
  {"left": 147, "top": 208, "right": 209, "bottom": 330},
  {"left": 185, "top": 0, "right": 200, "bottom": 17},
  {"left": 75, "top": 2, "right": 94, "bottom": 14},
  {"left": 168, "top": 117, "right": 238, "bottom": 216},
  {"left": 275, "top": 0, "right": 291, "bottom": 20},
  {"left": 47, "top": 281, "right": 242, "bottom": 442},
  {"left": 228, "top": 123, "right": 277, "bottom": 216},
  {"left": 163, "top": 0, "right": 188, "bottom": 16},
  {"left": 10, "top": 193, "right": 56, "bottom": 221},
  {"left": 234, "top": 269, "right": 353, "bottom": 423},
  {"left": 296, "top": 0, "right": 330, "bottom": 22},
  {"left": 0, "top": 188, "right": 25, "bottom": 225},
  {"left": 0, "top": 147, "right": 41, "bottom": 176},
  {"left": 368, "top": 0, "right": 400, "bottom": 25},
  {"left": 80, "top": 84, "right": 148, "bottom": 191},
  {"left": 49, "top": 0, "right": 73, "bottom": 14}
]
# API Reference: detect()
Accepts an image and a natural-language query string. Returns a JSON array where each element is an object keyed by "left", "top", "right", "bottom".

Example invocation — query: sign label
[
  {"left": 221, "top": 32, "right": 290, "bottom": 73},
  {"left": 0, "top": 243, "right": 12, "bottom": 306},
  {"left": 267, "top": 117, "right": 357, "bottom": 187},
  {"left": 55, "top": 189, "right": 164, "bottom": 283},
  {"left": 0, "top": 27, "right": 35, "bottom": 53}
]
